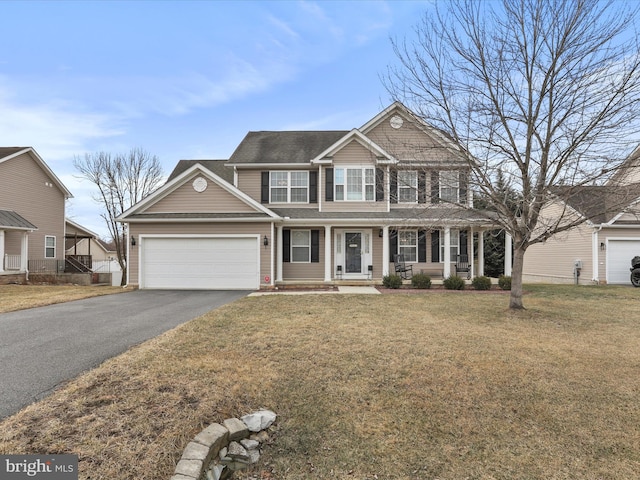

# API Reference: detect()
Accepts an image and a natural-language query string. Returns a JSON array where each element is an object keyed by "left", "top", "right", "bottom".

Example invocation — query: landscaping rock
[
  {"left": 223, "top": 417, "right": 249, "bottom": 441},
  {"left": 241, "top": 410, "right": 276, "bottom": 432}
]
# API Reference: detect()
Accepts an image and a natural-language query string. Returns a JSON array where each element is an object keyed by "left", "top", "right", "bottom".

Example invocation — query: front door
[{"left": 345, "top": 232, "right": 362, "bottom": 274}]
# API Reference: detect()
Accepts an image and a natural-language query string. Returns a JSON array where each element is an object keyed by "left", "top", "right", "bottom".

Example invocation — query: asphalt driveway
[{"left": 0, "top": 289, "right": 249, "bottom": 419}]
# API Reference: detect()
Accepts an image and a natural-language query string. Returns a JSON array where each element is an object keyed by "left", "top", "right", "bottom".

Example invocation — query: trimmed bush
[
  {"left": 498, "top": 275, "right": 512, "bottom": 290},
  {"left": 443, "top": 275, "right": 465, "bottom": 290},
  {"left": 472, "top": 276, "right": 492, "bottom": 290},
  {"left": 411, "top": 273, "right": 432, "bottom": 289},
  {"left": 382, "top": 274, "right": 403, "bottom": 289}
]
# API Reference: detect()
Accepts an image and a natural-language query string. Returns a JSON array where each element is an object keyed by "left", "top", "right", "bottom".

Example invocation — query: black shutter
[
  {"left": 389, "top": 229, "right": 398, "bottom": 260},
  {"left": 390, "top": 170, "right": 398, "bottom": 204},
  {"left": 283, "top": 229, "right": 291, "bottom": 263},
  {"left": 309, "top": 171, "right": 318, "bottom": 203},
  {"left": 261, "top": 172, "right": 270, "bottom": 203},
  {"left": 459, "top": 171, "right": 468, "bottom": 205},
  {"left": 418, "top": 172, "right": 427, "bottom": 204},
  {"left": 431, "top": 231, "right": 440, "bottom": 263},
  {"left": 325, "top": 168, "right": 334, "bottom": 202},
  {"left": 311, "top": 230, "right": 320, "bottom": 263},
  {"left": 431, "top": 171, "right": 440, "bottom": 203},
  {"left": 460, "top": 230, "right": 468, "bottom": 258},
  {"left": 376, "top": 168, "right": 384, "bottom": 202},
  {"left": 418, "top": 230, "right": 427, "bottom": 263}
]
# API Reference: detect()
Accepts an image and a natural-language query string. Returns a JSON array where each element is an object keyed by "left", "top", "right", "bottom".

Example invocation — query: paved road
[{"left": 0, "top": 290, "right": 249, "bottom": 419}]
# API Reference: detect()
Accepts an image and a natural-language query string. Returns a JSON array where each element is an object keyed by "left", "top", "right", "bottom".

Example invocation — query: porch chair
[
  {"left": 455, "top": 254, "right": 471, "bottom": 279},
  {"left": 393, "top": 254, "right": 413, "bottom": 279}
]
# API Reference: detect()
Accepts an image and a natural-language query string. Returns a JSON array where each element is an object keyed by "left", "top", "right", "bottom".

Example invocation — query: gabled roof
[
  {"left": 607, "top": 144, "right": 640, "bottom": 186},
  {"left": 555, "top": 184, "right": 640, "bottom": 224},
  {"left": 0, "top": 210, "right": 38, "bottom": 230},
  {"left": 65, "top": 218, "right": 98, "bottom": 238},
  {"left": 226, "top": 131, "right": 348, "bottom": 166},
  {"left": 117, "top": 163, "right": 280, "bottom": 221},
  {"left": 168, "top": 160, "right": 233, "bottom": 184},
  {"left": 0, "top": 147, "right": 73, "bottom": 198},
  {"left": 309, "top": 129, "right": 396, "bottom": 164}
]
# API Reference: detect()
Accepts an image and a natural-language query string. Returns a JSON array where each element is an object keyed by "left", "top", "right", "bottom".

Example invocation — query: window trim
[
  {"left": 45, "top": 235, "right": 56, "bottom": 259},
  {"left": 269, "top": 171, "right": 309, "bottom": 204},
  {"left": 334, "top": 167, "right": 375, "bottom": 202},
  {"left": 290, "top": 229, "right": 311, "bottom": 263},
  {"left": 397, "top": 170, "right": 418, "bottom": 204},
  {"left": 397, "top": 230, "right": 418, "bottom": 263}
]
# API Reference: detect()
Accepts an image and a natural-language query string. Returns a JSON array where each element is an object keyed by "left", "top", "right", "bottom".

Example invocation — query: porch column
[
  {"left": 20, "top": 232, "right": 28, "bottom": 272},
  {"left": 478, "top": 230, "right": 485, "bottom": 277},
  {"left": 382, "top": 226, "right": 390, "bottom": 276},
  {"left": 470, "top": 227, "right": 475, "bottom": 278},
  {"left": 324, "top": 225, "right": 332, "bottom": 282},
  {"left": 443, "top": 227, "right": 451, "bottom": 278},
  {"left": 276, "top": 225, "right": 283, "bottom": 282},
  {"left": 0, "top": 230, "right": 4, "bottom": 272},
  {"left": 504, "top": 232, "right": 512, "bottom": 276}
]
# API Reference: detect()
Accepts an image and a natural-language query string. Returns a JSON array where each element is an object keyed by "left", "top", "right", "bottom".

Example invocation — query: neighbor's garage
[
  {"left": 607, "top": 239, "right": 640, "bottom": 284},
  {"left": 140, "top": 236, "right": 259, "bottom": 290}
]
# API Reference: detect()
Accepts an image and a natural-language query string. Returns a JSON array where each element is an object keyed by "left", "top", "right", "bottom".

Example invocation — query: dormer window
[{"left": 335, "top": 167, "right": 375, "bottom": 201}]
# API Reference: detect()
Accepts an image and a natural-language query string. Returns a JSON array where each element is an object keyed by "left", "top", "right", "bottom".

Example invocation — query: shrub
[
  {"left": 498, "top": 275, "right": 512, "bottom": 290},
  {"left": 443, "top": 275, "right": 465, "bottom": 290},
  {"left": 382, "top": 274, "right": 403, "bottom": 289},
  {"left": 472, "top": 276, "right": 492, "bottom": 290},
  {"left": 411, "top": 273, "right": 432, "bottom": 289}
]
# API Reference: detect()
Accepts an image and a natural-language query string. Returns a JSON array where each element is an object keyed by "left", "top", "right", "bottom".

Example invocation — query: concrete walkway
[{"left": 249, "top": 285, "right": 380, "bottom": 296}]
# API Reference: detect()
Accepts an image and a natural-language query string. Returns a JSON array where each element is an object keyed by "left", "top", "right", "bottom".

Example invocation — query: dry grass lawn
[
  {"left": 0, "top": 284, "right": 128, "bottom": 313},
  {"left": 1, "top": 285, "right": 639, "bottom": 479}
]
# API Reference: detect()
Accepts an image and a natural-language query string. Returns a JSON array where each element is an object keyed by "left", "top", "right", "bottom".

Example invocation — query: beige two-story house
[
  {"left": 0, "top": 147, "right": 72, "bottom": 281},
  {"left": 118, "top": 103, "right": 498, "bottom": 290}
]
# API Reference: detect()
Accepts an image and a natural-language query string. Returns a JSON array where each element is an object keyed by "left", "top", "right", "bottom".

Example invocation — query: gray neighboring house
[
  {"left": 523, "top": 146, "right": 640, "bottom": 285},
  {"left": 0, "top": 147, "right": 73, "bottom": 283}
]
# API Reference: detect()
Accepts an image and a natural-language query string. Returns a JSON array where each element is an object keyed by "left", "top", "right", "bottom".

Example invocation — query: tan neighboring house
[
  {"left": 0, "top": 147, "right": 73, "bottom": 282},
  {"left": 523, "top": 146, "right": 640, "bottom": 285},
  {"left": 118, "top": 103, "right": 499, "bottom": 290}
]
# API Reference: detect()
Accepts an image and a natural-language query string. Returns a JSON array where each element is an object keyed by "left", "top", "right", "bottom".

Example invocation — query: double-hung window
[
  {"left": 398, "top": 230, "right": 418, "bottom": 262},
  {"left": 291, "top": 230, "right": 311, "bottom": 263},
  {"left": 335, "top": 167, "right": 375, "bottom": 201},
  {"left": 439, "top": 171, "right": 459, "bottom": 203},
  {"left": 270, "top": 171, "right": 309, "bottom": 203},
  {"left": 45, "top": 236, "right": 56, "bottom": 258},
  {"left": 398, "top": 170, "right": 418, "bottom": 203},
  {"left": 439, "top": 229, "right": 459, "bottom": 262}
]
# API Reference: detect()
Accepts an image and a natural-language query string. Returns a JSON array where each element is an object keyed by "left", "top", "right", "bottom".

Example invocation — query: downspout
[{"left": 592, "top": 224, "right": 604, "bottom": 284}]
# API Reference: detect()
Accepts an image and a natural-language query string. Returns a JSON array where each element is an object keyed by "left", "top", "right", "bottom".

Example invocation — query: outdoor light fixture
[
  {"left": 131, "top": 235, "right": 136, "bottom": 247},
  {"left": 600, "top": 242, "right": 606, "bottom": 251},
  {"left": 263, "top": 235, "right": 269, "bottom": 247},
  {"left": 379, "top": 229, "right": 384, "bottom": 237}
]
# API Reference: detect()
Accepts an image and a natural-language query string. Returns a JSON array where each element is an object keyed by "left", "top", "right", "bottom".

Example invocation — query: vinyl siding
[
  {"left": 128, "top": 222, "right": 273, "bottom": 287},
  {"left": 237, "top": 169, "right": 318, "bottom": 208},
  {"left": 0, "top": 152, "right": 66, "bottom": 260},
  {"left": 145, "top": 175, "right": 256, "bottom": 214}
]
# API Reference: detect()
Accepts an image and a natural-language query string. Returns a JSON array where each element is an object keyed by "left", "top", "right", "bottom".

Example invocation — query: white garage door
[
  {"left": 607, "top": 239, "right": 640, "bottom": 284},
  {"left": 141, "top": 236, "right": 259, "bottom": 290}
]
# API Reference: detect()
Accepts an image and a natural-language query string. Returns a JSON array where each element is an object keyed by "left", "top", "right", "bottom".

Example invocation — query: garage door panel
[
  {"left": 141, "top": 237, "right": 259, "bottom": 290},
  {"left": 608, "top": 239, "right": 640, "bottom": 284}
]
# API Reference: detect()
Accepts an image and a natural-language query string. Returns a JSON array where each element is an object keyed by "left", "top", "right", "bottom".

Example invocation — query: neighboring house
[
  {"left": 118, "top": 103, "right": 499, "bottom": 290},
  {"left": 523, "top": 147, "right": 640, "bottom": 285},
  {"left": 0, "top": 147, "right": 72, "bottom": 281},
  {"left": 65, "top": 219, "right": 120, "bottom": 271}
]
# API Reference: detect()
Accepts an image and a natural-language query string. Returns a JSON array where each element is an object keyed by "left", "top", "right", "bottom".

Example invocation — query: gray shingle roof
[
  {"left": 0, "top": 210, "right": 37, "bottom": 229},
  {"left": 0, "top": 147, "right": 27, "bottom": 160},
  {"left": 228, "top": 131, "right": 349, "bottom": 164},
  {"left": 167, "top": 160, "right": 233, "bottom": 184},
  {"left": 557, "top": 184, "right": 640, "bottom": 224}
]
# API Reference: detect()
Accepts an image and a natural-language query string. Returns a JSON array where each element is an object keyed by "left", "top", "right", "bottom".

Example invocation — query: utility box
[{"left": 574, "top": 259, "right": 583, "bottom": 269}]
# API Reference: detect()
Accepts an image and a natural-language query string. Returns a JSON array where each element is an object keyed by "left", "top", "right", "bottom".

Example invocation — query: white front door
[{"left": 335, "top": 229, "right": 372, "bottom": 279}]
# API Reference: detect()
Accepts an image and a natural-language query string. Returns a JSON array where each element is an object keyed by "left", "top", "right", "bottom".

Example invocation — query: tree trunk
[{"left": 509, "top": 246, "right": 527, "bottom": 309}]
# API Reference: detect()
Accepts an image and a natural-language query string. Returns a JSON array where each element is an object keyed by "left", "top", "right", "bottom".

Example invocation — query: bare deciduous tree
[
  {"left": 74, "top": 148, "right": 163, "bottom": 285},
  {"left": 385, "top": 0, "right": 640, "bottom": 308}
]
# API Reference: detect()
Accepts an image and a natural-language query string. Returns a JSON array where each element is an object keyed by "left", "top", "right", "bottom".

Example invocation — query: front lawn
[
  {"left": 0, "top": 284, "right": 128, "bottom": 313},
  {"left": 1, "top": 285, "right": 639, "bottom": 479}
]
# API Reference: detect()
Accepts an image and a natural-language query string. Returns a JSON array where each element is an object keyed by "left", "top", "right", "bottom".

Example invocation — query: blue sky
[{"left": 0, "top": 0, "right": 429, "bottom": 238}]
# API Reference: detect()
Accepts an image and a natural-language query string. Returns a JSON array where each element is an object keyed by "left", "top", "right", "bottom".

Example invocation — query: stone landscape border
[{"left": 170, "top": 409, "right": 276, "bottom": 480}]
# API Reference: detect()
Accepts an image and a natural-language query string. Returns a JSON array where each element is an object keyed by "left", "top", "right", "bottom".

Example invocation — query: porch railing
[{"left": 3, "top": 254, "right": 21, "bottom": 271}]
